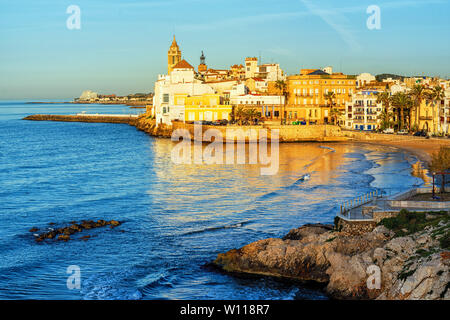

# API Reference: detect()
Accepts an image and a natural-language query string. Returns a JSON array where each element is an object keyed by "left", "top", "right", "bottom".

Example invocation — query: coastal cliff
[{"left": 213, "top": 214, "right": 450, "bottom": 300}]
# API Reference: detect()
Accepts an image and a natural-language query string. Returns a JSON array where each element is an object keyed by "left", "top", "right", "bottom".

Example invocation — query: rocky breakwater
[
  {"left": 30, "top": 219, "right": 122, "bottom": 242},
  {"left": 24, "top": 114, "right": 137, "bottom": 125},
  {"left": 213, "top": 212, "right": 450, "bottom": 300}
]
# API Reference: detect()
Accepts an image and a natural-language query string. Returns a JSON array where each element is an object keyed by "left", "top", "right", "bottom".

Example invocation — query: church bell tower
[{"left": 168, "top": 35, "right": 181, "bottom": 75}]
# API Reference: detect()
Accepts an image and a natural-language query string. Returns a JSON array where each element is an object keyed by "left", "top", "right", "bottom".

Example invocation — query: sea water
[{"left": 0, "top": 102, "right": 427, "bottom": 299}]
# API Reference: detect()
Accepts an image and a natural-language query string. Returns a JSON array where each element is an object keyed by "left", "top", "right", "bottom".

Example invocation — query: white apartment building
[
  {"left": 255, "top": 63, "right": 284, "bottom": 81},
  {"left": 345, "top": 90, "right": 383, "bottom": 131},
  {"left": 244, "top": 57, "right": 285, "bottom": 81}
]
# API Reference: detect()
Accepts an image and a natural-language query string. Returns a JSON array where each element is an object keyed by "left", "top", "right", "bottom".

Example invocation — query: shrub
[
  {"left": 379, "top": 210, "right": 444, "bottom": 237},
  {"left": 439, "top": 232, "right": 450, "bottom": 250}
]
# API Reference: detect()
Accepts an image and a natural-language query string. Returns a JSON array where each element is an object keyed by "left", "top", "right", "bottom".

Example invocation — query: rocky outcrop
[
  {"left": 213, "top": 221, "right": 450, "bottom": 300},
  {"left": 133, "top": 116, "right": 173, "bottom": 138}
]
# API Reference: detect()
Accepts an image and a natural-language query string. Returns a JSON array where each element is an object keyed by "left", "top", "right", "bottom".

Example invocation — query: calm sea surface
[{"left": 0, "top": 101, "right": 428, "bottom": 299}]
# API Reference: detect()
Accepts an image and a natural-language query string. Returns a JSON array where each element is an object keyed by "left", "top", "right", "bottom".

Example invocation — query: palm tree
[
  {"left": 409, "top": 84, "right": 426, "bottom": 131},
  {"left": 427, "top": 86, "right": 445, "bottom": 134},
  {"left": 324, "top": 91, "right": 342, "bottom": 125},
  {"left": 274, "top": 80, "right": 288, "bottom": 124},
  {"left": 324, "top": 91, "right": 335, "bottom": 107},
  {"left": 378, "top": 109, "right": 394, "bottom": 130},
  {"left": 376, "top": 92, "right": 392, "bottom": 128},
  {"left": 235, "top": 106, "right": 246, "bottom": 125},
  {"left": 391, "top": 92, "right": 412, "bottom": 131},
  {"left": 245, "top": 108, "right": 259, "bottom": 125},
  {"left": 329, "top": 107, "right": 342, "bottom": 126}
]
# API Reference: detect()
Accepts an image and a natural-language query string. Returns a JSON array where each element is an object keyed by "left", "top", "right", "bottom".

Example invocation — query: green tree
[{"left": 429, "top": 146, "right": 450, "bottom": 193}]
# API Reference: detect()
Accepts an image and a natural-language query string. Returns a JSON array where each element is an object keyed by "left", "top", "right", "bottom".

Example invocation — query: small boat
[{"left": 302, "top": 174, "right": 310, "bottom": 181}]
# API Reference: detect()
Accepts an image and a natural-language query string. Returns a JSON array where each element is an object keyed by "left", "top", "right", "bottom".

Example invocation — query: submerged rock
[
  {"left": 32, "top": 219, "right": 122, "bottom": 243},
  {"left": 57, "top": 234, "right": 70, "bottom": 241}
]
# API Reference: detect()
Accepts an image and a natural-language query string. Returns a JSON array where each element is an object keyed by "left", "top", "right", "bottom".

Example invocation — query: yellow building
[
  {"left": 174, "top": 93, "right": 232, "bottom": 122},
  {"left": 286, "top": 69, "right": 357, "bottom": 124},
  {"left": 411, "top": 99, "right": 440, "bottom": 133},
  {"left": 168, "top": 36, "right": 182, "bottom": 75}
]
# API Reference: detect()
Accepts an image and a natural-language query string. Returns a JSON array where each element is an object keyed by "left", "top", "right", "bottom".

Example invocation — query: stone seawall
[
  {"left": 23, "top": 114, "right": 137, "bottom": 125},
  {"left": 134, "top": 116, "right": 350, "bottom": 142},
  {"left": 341, "top": 129, "right": 431, "bottom": 142}
]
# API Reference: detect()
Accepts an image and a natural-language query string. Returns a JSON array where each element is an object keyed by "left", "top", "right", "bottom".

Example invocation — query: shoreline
[{"left": 361, "top": 140, "right": 440, "bottom": 165}]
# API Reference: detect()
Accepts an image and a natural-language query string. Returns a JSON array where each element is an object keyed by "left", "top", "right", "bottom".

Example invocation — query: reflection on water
[
  {"left": 0, "top": 102, "right": 429, "bottom": 300},
  {"left": 411, "top": 161, "right": 431, "bottom": 185}
]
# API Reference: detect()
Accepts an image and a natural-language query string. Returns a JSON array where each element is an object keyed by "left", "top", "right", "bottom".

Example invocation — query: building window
[{"left": 163, "top": 94, "right": 169, "bottom": 103}]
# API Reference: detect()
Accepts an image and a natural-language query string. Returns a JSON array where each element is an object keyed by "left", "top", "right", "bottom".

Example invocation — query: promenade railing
[{"left": 340, "top": 190, "right": 383, "bottom": 217}]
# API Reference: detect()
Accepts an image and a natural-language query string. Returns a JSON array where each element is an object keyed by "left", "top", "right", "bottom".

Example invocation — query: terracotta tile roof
[{"left": 173, "top": 59, "right": 194, "bottom": 70}]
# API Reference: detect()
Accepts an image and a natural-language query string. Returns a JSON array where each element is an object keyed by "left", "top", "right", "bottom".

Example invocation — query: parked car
[
  {"left": 397, "top": 130, "right": 408, "bottom": 135},
  {"left": 413, "top": 130, "right": 428, "bottom": 137},
  {"left": 212, "top": 119, "right": 228, "bottom": 126},
  {"left": 382, "top": 128, "right": 394, "bottom": 134}
]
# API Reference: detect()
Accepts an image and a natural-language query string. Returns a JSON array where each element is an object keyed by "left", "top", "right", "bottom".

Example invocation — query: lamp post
[{"left": 432, "top": 172, "right": 435, "bottom": 198}]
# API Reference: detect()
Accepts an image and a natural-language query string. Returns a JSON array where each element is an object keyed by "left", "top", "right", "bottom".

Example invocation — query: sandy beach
[{"left": 364, "top": 138, "right": 450, "bottom": 165}]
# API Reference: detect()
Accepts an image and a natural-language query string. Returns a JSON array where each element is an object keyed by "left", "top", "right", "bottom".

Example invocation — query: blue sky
[{"left": 0, "top": 0, "right": 449, "bottom": 100}]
